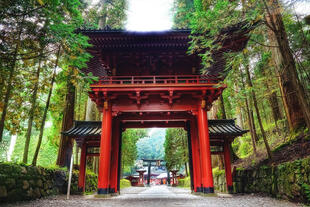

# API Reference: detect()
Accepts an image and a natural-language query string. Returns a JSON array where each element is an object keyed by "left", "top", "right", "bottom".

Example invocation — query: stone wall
[
  {"left": 0, "top": 163, "right": 97, "bottom": 203},
  {"left": 213, "top": 157, "right": 310, "bottom": 204}
]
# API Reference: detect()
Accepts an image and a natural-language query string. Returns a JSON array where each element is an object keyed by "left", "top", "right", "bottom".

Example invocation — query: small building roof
[{"left": 63, "top": 119, "right": 248, "bottom": 147}]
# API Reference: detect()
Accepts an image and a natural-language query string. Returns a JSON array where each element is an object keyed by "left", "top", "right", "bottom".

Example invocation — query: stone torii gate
[{"left": 63, "top": 28, "right": 250, "bottom": 195}]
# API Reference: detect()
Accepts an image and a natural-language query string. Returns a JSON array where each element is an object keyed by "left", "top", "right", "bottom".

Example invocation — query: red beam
[
  {"left": 91, "top": 86, "right": 225, "bottom": 92},
  {"left": 117, "top": 112, "right": 194, "bottom": 121},
  {"left": 113, "top": 104, "right": 198, "bottom": 112},
  {"left": 123, "top": 121, "right": 186, "bottom": 128}
]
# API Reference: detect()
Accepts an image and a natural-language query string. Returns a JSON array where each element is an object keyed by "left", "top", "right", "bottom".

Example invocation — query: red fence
[{"left": 97, "top": 75, "right": 222, "bottom": 85}]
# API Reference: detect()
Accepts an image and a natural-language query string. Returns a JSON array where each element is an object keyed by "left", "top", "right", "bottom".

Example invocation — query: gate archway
[{"left": 63, "top": 29, "right": 250, "bottom": 195}]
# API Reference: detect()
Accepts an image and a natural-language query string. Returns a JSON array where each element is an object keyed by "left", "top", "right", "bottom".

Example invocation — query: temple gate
[{"left": 63, "top": 29, "right": 250, "bottom": 195}]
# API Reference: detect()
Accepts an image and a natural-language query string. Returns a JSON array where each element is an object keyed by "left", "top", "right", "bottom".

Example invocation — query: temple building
[{"left": 63, "top": 28, "right": 250, "bottom": 194}]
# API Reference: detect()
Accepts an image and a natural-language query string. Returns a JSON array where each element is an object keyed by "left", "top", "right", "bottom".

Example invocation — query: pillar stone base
[
  {"left": 203, "top": 187, "right": 214, "bottom": 194},
  {"left": 98, "top": 188, "right": 110, "bottom": 194},
  {"left": 227, "top": 185, "right": 233, "bottom": 194},
  {"left": 109, "top": 188, "right": 116, "bottom": 193}
]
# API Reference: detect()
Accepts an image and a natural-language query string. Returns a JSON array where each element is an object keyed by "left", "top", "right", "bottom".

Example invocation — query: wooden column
[
  {"left": 78, "top": 143, "right": 87, "bottom": 193},
  {"left": 117, "top": 125, "right": 123, "bottom": 192},
  {"left": 224, "top": 140, "right": 233, "bottom": 193},
  {"left": 98, "top": 103, "right": 112, "bottom": 194},
  {"left": 190, "top": 119, "right": 202, "bottom": 192},
  {"left": 109, "top": 119, "right": 120, "bottom": 193},
  {"left": 197, "top": 104, "right": 214, "bottom": 193},
  {"left": 186, "top": 121, "right": 194, "bottom": 192}
]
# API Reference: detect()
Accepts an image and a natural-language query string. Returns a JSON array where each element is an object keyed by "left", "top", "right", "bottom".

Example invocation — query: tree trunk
[
  {"left": 32, "top": 48, "right": 60, "bottom": 166},
  {"left": 0, "top": 16, "right": 24, "bottom": 142},
  {"left": 85, "top": 97, "right": 97, "bottom": 121},
  {"left": 239, "top": 68, "right": 257, "bottom": 154},
  {"left": 85, "top": 97, "right": 98, "bottom": 172},
  {"left": 218, "top": 155, "right": 224, "bottom": 170},
  {"left": 184, "top": 162, "right": 188, "bottom": 177},
  {"left": 244, "top": 62, "right": 272, "bottom": 160},
  {"left": 23, "top": 56, "right": 42, "bottom": 163},
  {"left": 265, "top": 0, "right": 310, "bottom": 130},
  {"left": 219, "top": 94, "right": 226, "bottom": 119},
  {"left": 219, "top": 94, "right": 239, "bottom": 161},
  {"left": 56, "top": 78, "right": 75, "bottom": 167}
]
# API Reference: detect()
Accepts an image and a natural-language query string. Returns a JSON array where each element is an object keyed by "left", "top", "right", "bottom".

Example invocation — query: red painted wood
[
  {"left": 78, "top": 144, "right": 87, "bottom": 192},
  {"left": 96, "top": 75, "right": 221, "bottom": 85},
  {"left": 98, "top": 104, "right": 112, "bottom": 191},
  {"left": 190, "top": 119, "right": 202, "bottom": 192},
  {"left": 123, "top": 121, "right": 186, "bottom": 129},
  {"left": 224, "top": 141, "right": 233, "bottom": 191},
  {"left": 109, "top": 119, "right": 120, "bottom": 193},
  {"left": 136, "top": 170, "right": 146, "bottom": 186},
  {"left": 113, "top": 104, "right": 198, "bottom": 113},
  {"left": 197, "top": 105, "right": 214, "bottom": 192},
  {"left": 118, "top": 112, "right": 193, "bottom": 121}
]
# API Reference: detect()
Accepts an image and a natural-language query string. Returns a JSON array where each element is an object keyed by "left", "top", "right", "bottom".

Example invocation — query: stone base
[
  {"left": 227, "top": 185, "right": 234, "bottom": 194},
  {"left": 97, "top": 188, "right": 109, "bottom": 194},
  {"left": 196, "top": 187, "right": 203, "bottom": 192},
  {"left": 203, "top": 187, "right": 214, "bottom": 194}
]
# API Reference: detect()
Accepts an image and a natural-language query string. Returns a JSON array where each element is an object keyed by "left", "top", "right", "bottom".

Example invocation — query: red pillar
[
  {"left": 98, "top": 103, "right": 112, "bottom": 194},
  {"left": 197, "top": 104, "right": 214, "bottom": 193},
  {"left": 190, "top": 119, "right": 202, "bottom": 192},
  {"left": 78, "top": 143, "right": 87, "bottom": 193},
  {"left": 109, "top": 119, "right": 120, "bottom": 193},
  {"left": 224, "top": 140, "right": 233, "bottom": 193},
  {"left": 136, "top": 170, "right": 146, "bottom": 186}
]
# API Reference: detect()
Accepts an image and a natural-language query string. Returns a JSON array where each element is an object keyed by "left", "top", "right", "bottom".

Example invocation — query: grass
[
  {"left": 120, "top": 178, "right": 131, "bottom": 189},
  {"left": 178, "top": 176, "right": 191, "bottom": 188}
]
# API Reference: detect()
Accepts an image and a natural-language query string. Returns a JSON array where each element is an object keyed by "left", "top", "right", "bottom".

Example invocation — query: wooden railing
[{"left": 96, "top": 75, "right": 222, "bottom": 85}]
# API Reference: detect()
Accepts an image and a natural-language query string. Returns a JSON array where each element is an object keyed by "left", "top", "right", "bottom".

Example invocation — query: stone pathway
[{"left": 4, "top": 185, "right": 302, "bottom": 207}]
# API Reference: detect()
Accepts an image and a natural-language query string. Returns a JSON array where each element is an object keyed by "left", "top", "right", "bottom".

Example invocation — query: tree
[
  {"left": 263, "top": 0, "right": 310, "bottom": 130},
  {"left": 164, "top": 128, "right": 188, "bottom": 173},
  {"left": 122, "top": 129, "right": 147, "bottom": 173},
  {"left": 32, "top": 48, "right": 61, "bottom": 166}
]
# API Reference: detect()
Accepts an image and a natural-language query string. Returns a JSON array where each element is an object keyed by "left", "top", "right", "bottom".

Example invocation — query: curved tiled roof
[
  {"left": 79, "top": 23, "right": 254, "bottom": 77},
  {"left": 63, "top": 119, "right": 247, "bottom": 139}
]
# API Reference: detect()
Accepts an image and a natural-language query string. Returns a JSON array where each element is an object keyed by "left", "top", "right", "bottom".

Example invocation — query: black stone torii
[{"left": 142, "top": 159, "right": 165, "bottom": 186}]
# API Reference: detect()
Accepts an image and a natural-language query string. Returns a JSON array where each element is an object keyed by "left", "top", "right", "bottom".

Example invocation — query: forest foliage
[
  {"left": 172, "top": 0, "right": 310, "bottom": 165},
  {"left": 0, "top": 0, "right": 309, "bottom": 175},
  {"left": 0, "top": 0, "right": 127, "bottom": 166}
]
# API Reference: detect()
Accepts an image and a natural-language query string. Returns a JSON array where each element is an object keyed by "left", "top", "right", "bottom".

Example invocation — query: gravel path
[{"left": 3, "top": 185, "right": 302, "bottom": 207}]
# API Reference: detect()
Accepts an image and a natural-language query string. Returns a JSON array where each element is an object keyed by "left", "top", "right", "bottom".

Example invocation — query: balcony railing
[{"left": 96, "top": 75, "right": 222, "bottom": 85}]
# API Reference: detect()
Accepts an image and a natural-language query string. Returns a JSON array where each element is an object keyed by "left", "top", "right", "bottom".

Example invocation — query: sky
[
  {"left": 125, "top": 0, "right": 174, "bottom": 31},
  {"left": 288, "top": 1, "right": 310, "bottom": 15},
  {"left": 89, "top": 0, "right": 310, "bottom": 31}
]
